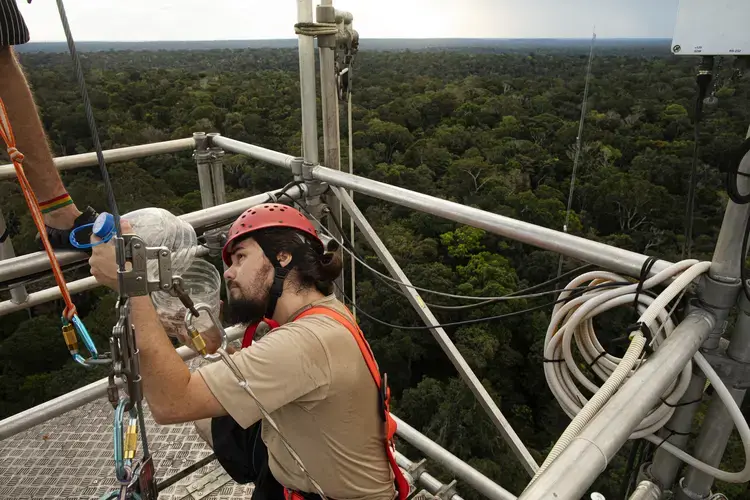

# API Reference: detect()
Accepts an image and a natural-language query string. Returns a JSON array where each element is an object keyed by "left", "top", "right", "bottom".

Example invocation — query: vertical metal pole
[
  {"left": 670, "top": 135, "right": 750, "bottom": 500},
  {"left": 194, "top": 132, "right": 214, "bottom": 209},
  {"left": 0, "top": 210, "right": 28, "bottom": 305},
  {"left": 676, "top": 292, "right": 750, "bottom": 500},
  {"left": 207, "top": 133, "right": 226, "bottom": 206},
  {"left": 348, "top": 92, "right": 356, "bottom": 319},
  {"left": 318, "top": 0, "right": 345, "bottom": 301},
  {"left": 332, "top": 186, "right": 539, "bottom": 477},
  {"left": 650, "top": 140, "right": 750, "bottom": 491},
  {"left": 297, "top": 0, "right": 319, "bottom": 164},
  {"left": 648, "top": 372, "right": 706, "bottom": 489}
]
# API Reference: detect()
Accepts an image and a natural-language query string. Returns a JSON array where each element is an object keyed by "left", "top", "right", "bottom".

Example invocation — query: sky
[{"left": 18, "top": 0, "right": 681, "bottom": 42}]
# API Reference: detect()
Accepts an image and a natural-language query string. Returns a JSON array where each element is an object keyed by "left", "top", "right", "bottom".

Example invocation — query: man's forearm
[{"left": 130, "top": 296, "right": 191, "bottom": 422}]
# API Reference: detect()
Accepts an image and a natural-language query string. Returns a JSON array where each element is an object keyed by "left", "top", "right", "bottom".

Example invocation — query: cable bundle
[{"left": 537, "top": 259, "right": 750, "bottom": 484}]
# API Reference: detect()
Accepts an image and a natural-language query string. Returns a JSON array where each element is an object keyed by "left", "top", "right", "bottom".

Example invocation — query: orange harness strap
[
  {"left": 0, "top": 98, "right": 77, "bottom": 320},
  {"left": 294, "top": 306, "right": 410, "bottom": 500}
]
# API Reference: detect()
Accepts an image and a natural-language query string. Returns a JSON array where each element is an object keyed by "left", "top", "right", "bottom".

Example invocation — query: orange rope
[{"left": 0, "top": 98, "right": 77, "bottom": 320}]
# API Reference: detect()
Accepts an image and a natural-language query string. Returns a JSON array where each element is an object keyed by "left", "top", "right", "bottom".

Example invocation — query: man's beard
[{"left": 225, "top": 281, "right": 271, "bottom": 325}]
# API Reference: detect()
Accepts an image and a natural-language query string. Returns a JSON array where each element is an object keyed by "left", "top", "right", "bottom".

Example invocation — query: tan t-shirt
[{"left": 198, "top": 295, "right": 395, "bottom": 500}]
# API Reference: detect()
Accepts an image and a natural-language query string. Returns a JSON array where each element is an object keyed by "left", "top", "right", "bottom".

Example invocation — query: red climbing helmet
[{"left": 222, "top": 203, "right": 323, "bottom": 266}]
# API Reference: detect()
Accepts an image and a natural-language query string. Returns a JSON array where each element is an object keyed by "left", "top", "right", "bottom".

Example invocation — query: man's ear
[{"left": 277, "top": 251, "right": 293, "bottom": 267}]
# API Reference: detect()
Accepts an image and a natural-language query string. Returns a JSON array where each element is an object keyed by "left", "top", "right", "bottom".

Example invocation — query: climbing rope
[
  {"left": 52, "top": 0, "right": 155, "bottom": 497},
  {"left": 0, "top": 97, "right": 99, "bottom": 366}
]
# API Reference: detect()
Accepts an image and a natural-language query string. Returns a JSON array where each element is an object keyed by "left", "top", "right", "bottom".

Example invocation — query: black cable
[
  {"left": 742, "top": 209, "right": 750, "bottom": 302},
  {"left": 682, "top": 56, "right": 714, "bottom": 259},
  {"left": 278, "top": 187, "right": 601, "bottom": 306},
  {"left": 620, "top": 439, "right": 643, "bottom": 499},
  {"left": 334, "top": 279, "right": 629, "bottom": 331},
  {"left": 725, "top": 138, "right": 750, "bottom": 205}
]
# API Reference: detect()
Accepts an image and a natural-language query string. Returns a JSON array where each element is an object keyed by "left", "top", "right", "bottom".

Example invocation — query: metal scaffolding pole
[
  {"left": 194, "top": 132, "right": 216, "bottom": 209},
  {"left": 651, "top": 142, "right": 750, "bottom": 491},
  {"left": 0, "top": 209, "right": 28, "bottom": 304},
  {"left": 0, "top": 246, "right": 210, "bottom": 316},
  {"left": 676, "top": 291, "right": 750, "bottom": 499},
  {"left": 517, "top": 310, "right": 715, "bottom": 500},
  {"left": 0, "top": 325, "right": 245, "bottom": 440},
  {"left": 332, "top": 186, "right": 539, "bottom": 477},
  {"left": 212, "top": 136, "right": 294, "bottom": 169},
  {"left": 392, "top": 414, "right": 517, "bottom": 500},
  {"left": 297, "top": 0, "right": 319, "bottom": 164},
  {"left": 317, "top": 0, "right": 345, "bottom": 302},
  {"left": 211, "top": 138, "right": 677, "bottom": 280},
  {"left": 0, "top": 184, "right": 305, "bottom": 285},
  {"left": 208, "top": 133, "right": 227, "bottom": 206},
  {"left": 311, "top": 164, "right": 673, "bottom": 279},
  {"left": 0, "top": 138, "right": 196, "bottom": 180}
]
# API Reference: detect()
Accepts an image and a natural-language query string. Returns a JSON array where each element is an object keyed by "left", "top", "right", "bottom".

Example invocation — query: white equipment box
[{"left": 671, "top": 0, "right": 750, "bottom": 56}]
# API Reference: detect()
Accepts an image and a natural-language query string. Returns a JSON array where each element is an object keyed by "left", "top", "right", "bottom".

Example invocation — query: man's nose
[{"left": 224, "top": 266, "right": 235, "bottom": 281}]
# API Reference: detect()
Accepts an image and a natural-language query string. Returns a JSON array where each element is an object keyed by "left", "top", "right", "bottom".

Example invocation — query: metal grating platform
[{"left": 0, "top": 358, "right": 254, "bottom": 500}]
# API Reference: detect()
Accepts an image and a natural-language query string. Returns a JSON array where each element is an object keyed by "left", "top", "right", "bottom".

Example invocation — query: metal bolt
[
  {"left": 162, "top": 283, "right": 171, "bottom": 290},
  {"left": 134, "top": 243, "right": 141, "bottom": 249},
  {"left": 161, "top": 250, "right": 169, "bottom": 257},
  {"left": 135, "top": 277, "right": 142, "bottom": 282}
]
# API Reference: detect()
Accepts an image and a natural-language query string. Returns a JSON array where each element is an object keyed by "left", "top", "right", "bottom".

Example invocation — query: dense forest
[{"left": 2, "top": 45, "right": 750, "bottom": 499}]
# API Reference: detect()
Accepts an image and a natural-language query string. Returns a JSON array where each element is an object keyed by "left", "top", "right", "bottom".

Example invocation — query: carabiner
[
  {"left": 185, "top": 302, "right": 227, "bottom": 361},
  {"left": 62, "top": 313, "right": 99, "bottom": 367},
  {"left": 114, "top": 397, "right": 138, "bottom": 484}
]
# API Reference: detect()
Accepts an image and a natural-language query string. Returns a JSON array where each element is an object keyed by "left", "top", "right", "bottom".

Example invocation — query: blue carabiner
[
  {"left": 69, "top": 211, "right": 115, "bottom": 249},
  {"left": 62, "top": 314, "right": 99, "bottom": 367},
  {"left": 72, "top": 314, "right": 98, "bottom": 358}
]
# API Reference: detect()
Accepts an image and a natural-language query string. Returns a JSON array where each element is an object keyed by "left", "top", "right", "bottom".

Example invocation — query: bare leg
[{"left": 0, "top": 46, "right": 81, "bottom": 229}]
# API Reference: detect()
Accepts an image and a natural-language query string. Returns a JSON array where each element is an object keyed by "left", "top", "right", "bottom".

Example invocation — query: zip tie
[{"left": 661, "top": 396, "right": 703, "bottom": 408}]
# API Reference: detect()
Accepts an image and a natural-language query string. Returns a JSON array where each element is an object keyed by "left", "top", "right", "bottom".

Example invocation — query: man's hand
[{"left": 88, "top": 220, "right": 132, "bottom": 290}]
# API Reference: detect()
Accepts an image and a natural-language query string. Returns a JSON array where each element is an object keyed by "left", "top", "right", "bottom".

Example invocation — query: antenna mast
[{"left": 557, "top": 28, "right": 596, "bottom": 278}]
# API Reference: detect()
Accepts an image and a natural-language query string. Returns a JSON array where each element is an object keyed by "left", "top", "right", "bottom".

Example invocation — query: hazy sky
[{"left": 18, "top": 0, "right": 681, "bottom": 42}]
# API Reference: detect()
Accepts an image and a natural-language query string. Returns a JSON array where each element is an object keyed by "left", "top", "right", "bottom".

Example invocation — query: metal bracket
[
  {"left": 700, "top": 339, "right": 750, "bottom": 388},
  {"left": 435, "top": 479, "right": 458, "bottom": 500},
  {"left": 120, "top": 234, "right": 175, "bottom": 296},
  {"left": 291, "top": 156, "right": 304, "bottom": 182},
  {"left": 407, "top": 458, "right": 428, "bottom": 482},
  {"left": 302, "top": 161, "right": 329, "bottom": 198}
]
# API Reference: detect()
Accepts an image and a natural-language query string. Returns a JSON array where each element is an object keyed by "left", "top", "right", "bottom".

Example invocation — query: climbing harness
[
  {"left": 0, "top": 97, "right": 100, "bottom": 366},
  {"left": 186, "top": 301, "right": 410, "bottom": 500}
]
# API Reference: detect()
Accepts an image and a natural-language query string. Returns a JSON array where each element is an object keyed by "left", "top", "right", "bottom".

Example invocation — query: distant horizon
[{"left": 23, "top": 36, "right": 671, "bottom": 43}]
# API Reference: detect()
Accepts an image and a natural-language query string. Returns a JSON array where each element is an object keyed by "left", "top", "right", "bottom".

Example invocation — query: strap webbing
[{"left": 294, "top": 306, "right": 410, "bottom": 500}]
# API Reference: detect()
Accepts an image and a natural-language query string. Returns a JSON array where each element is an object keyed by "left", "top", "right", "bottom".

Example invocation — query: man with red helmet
[{"left": 89, "top": 203, "right": 408, "bottom": 500}]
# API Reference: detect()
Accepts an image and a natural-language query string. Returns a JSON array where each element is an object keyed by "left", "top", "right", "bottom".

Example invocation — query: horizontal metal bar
[
  {"left": 205, "top": 137, "right": 674, "bottom": 278},
  {"left": 0, "top": 138, "right": 196, "bottom": 181},
  {"left": 395, "top": 451, "right": 467, "bottom": 500},
  {"left": 313, "top": 165, "right": 672, "bottom": 279},
  {"left": 392, "top": 414, "right": 517, "bottom": 500},
  {"left": 517, "top": 310, "right": 715, "bottom": 500},
  {"left": 211, "top": 136, "right": 295, "bottom": 169},
  {"left": 0, "top": 247, "right": 210, "bottom": 316},
  {"left": 0, "top": 185, "right": 305, "bottom": 286},
  {"left": 0, "top": 325, "right": 244, "bottom": 441}
]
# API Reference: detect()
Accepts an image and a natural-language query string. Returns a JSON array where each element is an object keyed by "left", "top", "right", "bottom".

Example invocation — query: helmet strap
[{"left": 259, "top": 245, "right": 294, "bottom": 320}]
